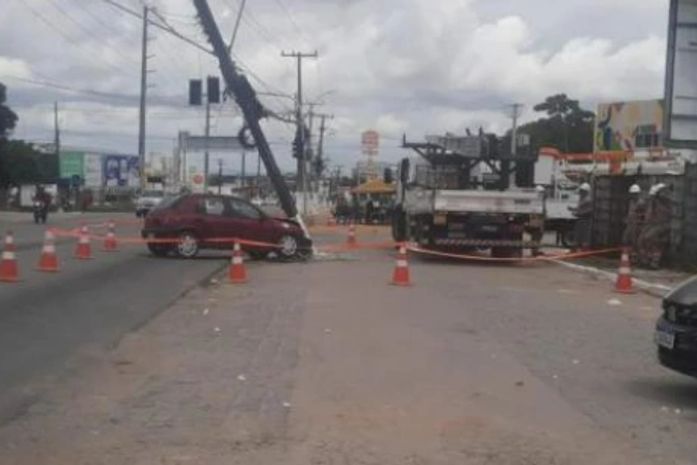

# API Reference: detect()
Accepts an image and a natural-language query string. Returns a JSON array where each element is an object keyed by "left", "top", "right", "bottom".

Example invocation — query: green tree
[
  {"left": 0, "top": 83, "right": 58, "bottom": 192},
  {"left": 0, "top": 83, "right": 18, "bottom": 140},
  {"left": 519, "top": 94, "right": 595, "bottom": 153}
]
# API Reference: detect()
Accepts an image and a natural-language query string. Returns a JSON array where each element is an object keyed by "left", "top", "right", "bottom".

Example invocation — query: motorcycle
[{"left": 33, "top": 200, "right": 48, "bottom": 224}]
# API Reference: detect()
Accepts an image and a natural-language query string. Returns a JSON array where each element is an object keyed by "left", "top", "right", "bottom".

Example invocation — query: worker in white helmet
[
  {"left": 638, "top": 183, "right": 672, "bottom": 269},
  {"left": 623, "top": 183, "right": 646, "bottom": 252},
  {"left": 569, "top": 182, "right": 593, "bottom": 250}
]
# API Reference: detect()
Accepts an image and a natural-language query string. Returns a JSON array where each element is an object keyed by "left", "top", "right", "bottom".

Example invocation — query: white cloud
[{"left": 0, "top": 0, "right": 671, "bottom": 168}]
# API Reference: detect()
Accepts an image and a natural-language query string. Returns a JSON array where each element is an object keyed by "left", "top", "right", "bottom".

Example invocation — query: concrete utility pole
[
  {"left": 281, "top": 50, "right": 318, "bottom": 210},
  {"left": 217, "top": 158, "right": 223, "bottom": 195},
  {"left": 315, "top": 112, "right": 333, "bottom": 179},
  {"left": 227, "top": 0, "right": 246, "bottom": 54},
  {"left": 138, "top": 5, "right": 149, "bottom": 189},
  {"left": 509, "top": 103, "right": 524, "bottom": 158},
  {"left": 53, "top": 101, "right": 60, "bottom": 160},
  {"left": 204, "top": 91, "right": 211, "bottom": 192},
  {"left": 240, "top": 151, "right": 246, "bottom": 197}
]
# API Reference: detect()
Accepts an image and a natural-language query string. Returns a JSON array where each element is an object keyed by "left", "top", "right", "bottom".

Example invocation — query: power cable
[
  {"left": 16, "top": 0, "right": 132, "bottom": 76},
  {"left": 44, "top": 0, "right": 139, "bottom": 66},
  {"left": 102, "top": 0, "right": 214, "bottom": 55}
]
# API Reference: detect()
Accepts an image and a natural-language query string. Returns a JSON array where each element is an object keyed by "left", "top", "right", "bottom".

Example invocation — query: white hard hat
[
  {"left": 579, "top": 183, "right": 591, "bottom": 192},
  {"left": 649, "top": 183, "right": 666, "bottom": 196},
  {"left": 535, "top": 185, "right": 546, "bottom": 193},
  {"left": 629, "top": 184, "right": 641, "bottom": 194}
]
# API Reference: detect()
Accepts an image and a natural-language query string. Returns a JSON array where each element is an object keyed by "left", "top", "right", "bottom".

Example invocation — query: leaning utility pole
[
  {"left": 193, "top": 0, "right": 298, "bottom": 219},
  {"left": 281, "top": 50, "right": 318, "bottom": 201},
  {"left": 137, "top": 6, "right": 150, "bottom": 189}
]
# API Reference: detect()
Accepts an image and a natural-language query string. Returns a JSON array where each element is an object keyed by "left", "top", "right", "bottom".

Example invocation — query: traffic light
[
  {"left": 189, "top": 79, "right": 202, "bottom": 105},
  {"left": 207, "top": 76, "right": 220, "bottom": 104}
]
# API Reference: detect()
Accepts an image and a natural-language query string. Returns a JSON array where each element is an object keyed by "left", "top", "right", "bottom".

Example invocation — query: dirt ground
[{"left": 0, "top": 230, "right": 670, "bottom": 464}]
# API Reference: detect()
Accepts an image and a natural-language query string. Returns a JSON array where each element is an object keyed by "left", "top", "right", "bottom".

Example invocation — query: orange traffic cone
[
  {"left": 228, "top": 242, "right": 248, "bottom": 284},
  {"left": 4, "top": 230, "right": 15, "bottom": 252},
  {"left": 75, "top": 225, "right": 93, "bottom": 260},
  {"left": 347, "top": 223, "right": 357, "bottom": 248},
  {"left": 391, "top": 245, "right": 412, "bottom": 287},
  {"left": 38, "top": 230, "right": 60, "bottom": 272},
  {"left": 614, "top": 247, "right": 635, "bottom": 294},
  {"left": 0, "top": 231, "right": 19, "bottom": 283},
  {"left": 103, "top": 221, "right": 118, "bottom": 252}
]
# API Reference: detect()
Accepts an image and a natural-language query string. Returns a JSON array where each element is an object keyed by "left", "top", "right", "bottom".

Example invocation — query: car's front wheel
[{"left": 176, "top": 231, "right": 200, "bottom": 258}]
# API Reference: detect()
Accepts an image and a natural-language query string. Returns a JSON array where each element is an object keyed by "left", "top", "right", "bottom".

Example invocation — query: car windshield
[{"left": 3, "top": 1, "right": 694, "bottom": 464}]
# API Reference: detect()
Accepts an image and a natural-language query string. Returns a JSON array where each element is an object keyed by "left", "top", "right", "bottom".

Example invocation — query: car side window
[
  {"left": 204, "top": 197, "right": 225, "bottom": 216},
  {"left": 228, "top": 198, "right": 262, "bottom": 220}
]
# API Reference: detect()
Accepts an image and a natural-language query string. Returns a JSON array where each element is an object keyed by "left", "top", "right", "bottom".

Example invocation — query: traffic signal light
[
  {"left": 189, "top": 79, "right": 202, "bottom": 105},
  {"left": 207, "top": 76, "right": 220, "bottom": 104}
]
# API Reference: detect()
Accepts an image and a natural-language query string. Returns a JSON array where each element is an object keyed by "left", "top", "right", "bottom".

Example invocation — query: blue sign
[{"left": 104, "top": 155, "right": 139, "bottom": 187}]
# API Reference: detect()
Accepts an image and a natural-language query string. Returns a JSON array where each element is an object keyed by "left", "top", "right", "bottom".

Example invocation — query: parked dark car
[
  {"left": 655, "top": 276, "right": 697, "bottom": 377},
  {"left": 141, "top": 193, "right": 311, "bottom": 259}
]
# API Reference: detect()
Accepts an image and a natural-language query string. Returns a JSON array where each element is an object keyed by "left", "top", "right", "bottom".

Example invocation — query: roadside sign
[
  {"left": 59, "top": 152, "right": 84, "bottom": 179},
  {"left": 192, "top": 174, "right": 204, "bottom": 185},
  {"left": 362, "top": 130, "right": 379, "bottom": 156}
]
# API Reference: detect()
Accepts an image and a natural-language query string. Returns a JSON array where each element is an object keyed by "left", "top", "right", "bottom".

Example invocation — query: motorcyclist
[
  {"left": 622, "top": 184, "right": 646, "bottom": 255},
  {"left": 570, "top": 183, "right": 592, "bottom": 250},
  {"left": 32, "top": 185, "right": 52, "bottom": 224},
  {"left": 637, "top": 183, "right": 672, "bottom": 269}
]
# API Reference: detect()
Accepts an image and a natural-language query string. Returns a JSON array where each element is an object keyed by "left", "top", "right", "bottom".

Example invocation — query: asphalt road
[
  {"left": 0, "top": 212, "right": 228, "bottom": 422},
  {"left": 1, "top": 225, "right": 696, "bottom": 463}
]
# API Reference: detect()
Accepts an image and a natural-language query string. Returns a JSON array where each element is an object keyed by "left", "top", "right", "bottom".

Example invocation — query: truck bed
[{"left": 405, "top": 188, "right": 544, "bottom": 215}]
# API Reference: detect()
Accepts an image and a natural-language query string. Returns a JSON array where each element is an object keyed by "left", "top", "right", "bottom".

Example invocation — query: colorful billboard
[
  {"left": 104, "top": 155, "right": 139, "bottom": 187},
  {"left": 594, "top": 100, "right": 664, "bottom": 153}
]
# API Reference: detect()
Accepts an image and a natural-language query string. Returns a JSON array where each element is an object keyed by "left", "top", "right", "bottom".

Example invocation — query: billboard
[
  {"left": 594, "top": 100, "right": 664, "bottom": 152},
  {"left": 361, "top": 130, "right": 379, "bottom": 156},
  {"left": 664, "top": 0, "right": 697, "bottom": 147},
  {"left": 104, "top": 155, "right": 139, "bottom": 187},
  {"left": 59, "top": 152, "right": 84, "bottom": 179}
]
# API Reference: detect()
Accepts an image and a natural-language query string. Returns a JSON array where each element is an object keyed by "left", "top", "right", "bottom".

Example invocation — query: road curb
[{"left": 552, "top": 260, "right": 672, "bottom": 299}]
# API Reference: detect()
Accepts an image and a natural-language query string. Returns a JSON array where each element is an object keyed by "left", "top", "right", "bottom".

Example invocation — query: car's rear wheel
[{"left": 176, "top": 231, "right": 200, "bottom": 258}]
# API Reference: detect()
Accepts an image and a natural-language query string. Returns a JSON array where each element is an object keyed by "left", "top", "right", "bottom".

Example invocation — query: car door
[
  {"left": 200, "top": 196, "right": 229, "bottom": 243},
  {"left": 225, "top": 197, "right": 274, "bottom": 245}
]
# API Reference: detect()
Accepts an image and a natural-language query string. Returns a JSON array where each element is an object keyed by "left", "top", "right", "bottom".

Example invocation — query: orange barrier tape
[
  {"left": 407, "top": 245, "right": 622, "bottom": 263},
  {"left": 50, "top": 227, "right": 282, "bottom": 249}
]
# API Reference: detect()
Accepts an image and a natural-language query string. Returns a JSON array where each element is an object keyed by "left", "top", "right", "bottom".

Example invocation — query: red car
[{"left": 141, "top": 193, "right": 311, "bottom": 259}]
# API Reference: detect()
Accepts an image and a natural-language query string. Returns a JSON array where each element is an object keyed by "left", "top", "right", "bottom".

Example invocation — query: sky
[{"left": 0, "top": 0, "right": 670, "bottom": 174}]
